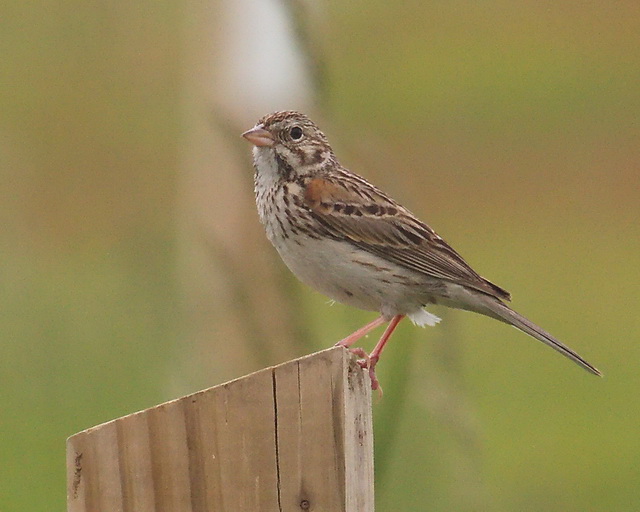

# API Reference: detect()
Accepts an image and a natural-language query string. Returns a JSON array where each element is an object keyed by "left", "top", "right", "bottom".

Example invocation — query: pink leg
[
  {"left": 335, "top": 315, "right": 387, "bottom": 348},
  {"left": 366, "top": 314, "right": 405, "bottom": 391}
]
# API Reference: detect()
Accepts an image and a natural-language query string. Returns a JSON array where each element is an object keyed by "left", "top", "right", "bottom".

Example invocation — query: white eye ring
[{"left": 290, "top": 126, "right": 304, "bottom": 140}]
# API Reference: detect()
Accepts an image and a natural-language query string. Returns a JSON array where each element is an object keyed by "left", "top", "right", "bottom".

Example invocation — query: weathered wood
[{"left": 67, "top": 347, "right": 374, "bottom": 511}]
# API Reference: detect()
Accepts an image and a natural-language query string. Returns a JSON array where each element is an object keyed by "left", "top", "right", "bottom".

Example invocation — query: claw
[
  {"left": 368, "top": 367, "right": 382, "bottom": 396},
  {"left": 349, "top": 347, "right": 370, "bottom": 369},
  {"left": 346, "top": 347, "right": 383, "bottom": 395},
  {"left": 367, "top": 356, "right": 383, "bottom": 397}
]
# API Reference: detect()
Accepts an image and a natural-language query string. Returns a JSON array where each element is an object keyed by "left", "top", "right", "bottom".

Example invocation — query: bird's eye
[{"left": 289, "top": 126, "right": 304, "bottom": 140}]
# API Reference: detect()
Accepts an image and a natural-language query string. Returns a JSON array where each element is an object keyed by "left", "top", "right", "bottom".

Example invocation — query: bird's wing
[{"left": 303, "top": 175, "right": 511, "bottom": 301}]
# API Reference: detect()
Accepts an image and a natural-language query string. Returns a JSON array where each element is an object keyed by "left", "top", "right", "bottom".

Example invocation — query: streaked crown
[{"left": 248, "top": 111, "right": 335, "bottom": 174}]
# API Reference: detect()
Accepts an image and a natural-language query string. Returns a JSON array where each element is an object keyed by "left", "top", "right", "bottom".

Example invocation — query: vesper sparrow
[{"left": 242, "top": 111, "right": 600, "bottom": 390}]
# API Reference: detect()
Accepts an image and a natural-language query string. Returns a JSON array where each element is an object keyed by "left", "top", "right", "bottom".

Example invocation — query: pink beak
[{"left": 242, "top": 125, "right": 274, "bottom": 147}]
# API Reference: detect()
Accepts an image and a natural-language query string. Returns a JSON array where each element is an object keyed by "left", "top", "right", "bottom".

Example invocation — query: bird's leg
[
  {"left": 335, "top": 314, "right": 405, "bottom": 393},
  {"left": 335, "top": 315, "right": 387, "bottom": 348},
  {"left": 365, "top": 314, "right": 405, "bottom": 391}
]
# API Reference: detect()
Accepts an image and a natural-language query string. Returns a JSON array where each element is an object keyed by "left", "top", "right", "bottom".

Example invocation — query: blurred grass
[{"left": 1, "top": 1, "right": 639, "bottom": 510}]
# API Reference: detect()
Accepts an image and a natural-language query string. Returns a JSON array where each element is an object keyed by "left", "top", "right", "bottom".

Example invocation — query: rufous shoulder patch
[{"left": 304, "top": 178, "right": 353, "bottom": 208}]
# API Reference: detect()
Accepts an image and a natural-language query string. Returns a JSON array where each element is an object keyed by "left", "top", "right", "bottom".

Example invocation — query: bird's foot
[
  {"left": 348, "top": 347, "right": 383, "bottom": 396},
  {"left": 366, "top": 355, "right": 382, "bottom": 396},
  {"left": 349, "top": 346, "right": 370, "bottom": 368}
]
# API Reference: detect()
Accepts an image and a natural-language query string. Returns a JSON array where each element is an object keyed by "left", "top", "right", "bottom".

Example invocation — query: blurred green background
[{"left": 1, "top": 1, "right": 639, "bottom": 510}]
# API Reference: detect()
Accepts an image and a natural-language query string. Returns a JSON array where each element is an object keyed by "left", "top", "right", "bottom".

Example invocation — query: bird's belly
[{"left": 271, "top": 234, "right": 430, "bottom": 316}]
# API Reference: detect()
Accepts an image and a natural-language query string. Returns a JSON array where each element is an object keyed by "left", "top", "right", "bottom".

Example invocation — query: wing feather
[{"left": 303, "top": 175, "right": 511, "bottom": 301}]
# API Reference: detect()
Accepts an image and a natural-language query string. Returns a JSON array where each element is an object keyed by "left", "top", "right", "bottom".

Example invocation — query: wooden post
[{"left": 66, "top": 347, "right": 374, "bottom": 511}]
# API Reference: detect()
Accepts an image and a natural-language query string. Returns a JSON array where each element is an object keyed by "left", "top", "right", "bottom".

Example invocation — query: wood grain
[{"left": 67, "top": 347, "right": 374, "bottom": 511}]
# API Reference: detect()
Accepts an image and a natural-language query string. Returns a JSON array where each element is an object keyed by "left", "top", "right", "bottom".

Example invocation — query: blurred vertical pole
[{"left": 175, "top": 0, "right": 325, "bottom": 392}]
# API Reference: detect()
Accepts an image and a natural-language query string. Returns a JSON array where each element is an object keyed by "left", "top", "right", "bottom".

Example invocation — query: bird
[{"left": 242, "top": 110, "right": 600, "bottom": 391}]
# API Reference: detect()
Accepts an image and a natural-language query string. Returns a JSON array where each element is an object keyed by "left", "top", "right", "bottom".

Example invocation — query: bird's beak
[{"left": 242, "top": 124, "right": 274, "bottom": 147}]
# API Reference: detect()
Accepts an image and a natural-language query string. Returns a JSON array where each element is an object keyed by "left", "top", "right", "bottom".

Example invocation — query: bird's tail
[{"left": 479, "top": 297, "right": 601, "bottom": 376}]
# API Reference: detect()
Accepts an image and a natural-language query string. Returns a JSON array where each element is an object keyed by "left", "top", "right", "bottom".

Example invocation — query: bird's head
[{"left": 242, "top": 111, "right": 334, "bottom": 176}]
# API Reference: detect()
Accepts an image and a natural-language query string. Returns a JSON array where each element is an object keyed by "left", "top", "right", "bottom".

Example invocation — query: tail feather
[{"left": 481, "top": 298, "right": 601, "bottom": 376}]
